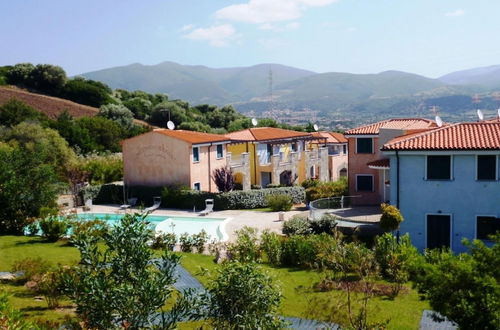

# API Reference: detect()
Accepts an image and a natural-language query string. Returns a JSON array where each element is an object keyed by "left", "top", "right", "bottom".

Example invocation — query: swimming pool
[{"left": 76, "top": 213, "right": 229, "bottom": 241}]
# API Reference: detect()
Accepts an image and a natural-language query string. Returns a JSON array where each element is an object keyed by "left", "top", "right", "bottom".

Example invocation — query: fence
[{"left": 309, "top": 195, "right": 360, "bottom": 220}]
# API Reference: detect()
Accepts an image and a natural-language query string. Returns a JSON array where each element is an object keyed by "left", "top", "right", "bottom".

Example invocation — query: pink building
[
  {"left": 344, "top": 118, "right": 437, "bottom": 205},
  {"left": 122, "top": 129, "right": 231, "bottom": 192},
  {"left": 311, "top": 131, "right": 348, "bottom": 181}
]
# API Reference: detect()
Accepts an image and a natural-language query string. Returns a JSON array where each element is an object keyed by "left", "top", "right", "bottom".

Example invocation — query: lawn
[{"left": 1, "top": 236, "right": 429, "bottom": 329}]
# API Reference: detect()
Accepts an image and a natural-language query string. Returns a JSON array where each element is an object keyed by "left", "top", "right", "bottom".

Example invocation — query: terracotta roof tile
[
  {"left": 367, "top": 159, "right": 390, "bottom": 168},
  {"left": 154, "top": 129, "right": 231, "bottom": 144},
  {"left": 382, "top": 122, "right": 500, "bottom": 151},
  {"left": 345, "top": 118, "right": 436, "bottom": 135},
  {"left": 311, "top": 131, "right": 347, "bottom": 144},
  {"left": 226, "top": 127, "right": 312, "bottom": 142}
]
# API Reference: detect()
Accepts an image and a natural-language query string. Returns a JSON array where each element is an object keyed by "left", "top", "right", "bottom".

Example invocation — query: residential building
[
  {"left": 344, "top": 118, "right": 437, "bottom": 205},
  {"left": 312, "top": 131, "right": 348, "bottom": 181},
  {"left": 225, "top": 127, "right": 329, "bottom": 188},
  {"left": 122, "top": 129, "right": 231, "bottom": 192},
  {"left": 382, "top": 122, "right": 500, "bottom": 252}
]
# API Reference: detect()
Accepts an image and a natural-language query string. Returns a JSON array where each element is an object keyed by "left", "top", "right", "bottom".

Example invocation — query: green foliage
[
  {"left": 310, "top": 214, "right": 337, "bottom": 234},
  {"left": 266, "top": 194, "right": 293, "bottom": 211},
  {"left": 228, "top": 226, "right": 261, "bottom": 262},
  {"left": 282, "top": 215, "right": 312, "bottom": 236},
  {"left": 98, "top": 103, "right": 134, "bottom": 129},
  {"left": 123, "top": 97, "right": 152, "bottom": 120},
  {"left": 301, "top": 178, "right": 319, "bottom": 189},
  {"left": 69, "top": 218, "right": 109, "bottom": 239},
  {"left": 11, "top": 257, "right": 51, "bottom": 283},
  {"left": 62, "top": 213, "right": 191, "bottom": 329},
  {"left": 60, "top": 77, "right": 114, "bottom": 107},
  {"left": 305, "top": 177, "right": 348, "bottom": 202},
  {"left": 201, "top": 261, "right": 286, "bottom": 329},
  {"left": 0, "top": 144, "right": 59, "bottom": 234},
  {"left": 38, "top": 216, "right": 70, "bottom": 242},
  {"left": 151, "top": 232, "right": 177, "bottom": 250},
  {"left": 0, "top": 99, "right": 50, "bottom": 127},
  {"left": 192, "top": 230, "right": 209, "bottom": 253},
  {"left": 5, "top": 63, "right": 36, "bottom": 86},
  {"left": 0, "top": 293, "right": 43, "bottom": 330},
  {"left": 30, "top": 64, "right": 67, "bottom": 92},
  {"left": 77, "top": 153, "right": 123, "bottom": 185},
  {"left": 0, "top": 122, "right": 77, "bottom": 179},
  {"left": 75, "top": 116, "right": 125, "bottom": 152},
  {"left": 179, "top": 232, "right": 195, "bottom": 252},
  {"left": 415, "top": 235, "right": 500, "bottom": 329},
  {"left": 37, "top": 269, "right": 66, "bottom": 309},
  {"left": 379, "top": 203, "right": 404, "bottom": 231},
  {"left": 260, "top": 230, "right": 283, "bottom": 265}
]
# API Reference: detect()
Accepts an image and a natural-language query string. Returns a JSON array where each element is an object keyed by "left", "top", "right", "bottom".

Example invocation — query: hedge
[{"left": 80, "top": 184, "right": 306, "bottom": 210}]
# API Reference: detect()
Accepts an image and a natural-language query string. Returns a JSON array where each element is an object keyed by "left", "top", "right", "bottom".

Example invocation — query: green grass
[
  {"left": 179, "top": 252, "right": 429, "bottom": 330},
  {"left": 1, "top": 237, "right": 429, "bottom": 329}
]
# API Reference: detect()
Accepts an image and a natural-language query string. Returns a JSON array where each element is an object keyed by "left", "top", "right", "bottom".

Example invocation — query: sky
[{"left": 1, "top": 0, "right": 500, "bottom": 77}]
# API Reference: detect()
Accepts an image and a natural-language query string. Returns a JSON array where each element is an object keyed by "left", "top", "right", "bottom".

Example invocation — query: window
[
  {"left": 427, "top": 155, "right": 451, "bottom": 180},
  {"left": 193, "top": 182, "right": 201, "bottom": 191},
  {"left": 356, "top": 138, "right": 373, "bottom": 154},
  {"left": 216, "top": 144, "right": 224, "bottom": 159},
  {"left": 343, "top": 144, "right": 347, "bottom": 154},
  {"left": 192, "top": 147, "right": 199, "bottom": 162},
  {"left": 356, "top": 175, "right": 373, "bottom": 191},
  {"left": 477, "top": 155, "right": 497, "bottom": 180},
  {"left": 477, "top": 216, "right": 500, "bottom": 240}
]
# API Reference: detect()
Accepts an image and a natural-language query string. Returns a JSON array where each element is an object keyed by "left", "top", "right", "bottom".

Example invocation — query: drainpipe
[
  {"left": 253, "top": 143, "right": 257, "bottom": 185},
  {"left": 396, "top": 150, "right": 400, "bottom": 243},
  {"left": 208, "top": 144, "right": 212, "bottom": 192}
]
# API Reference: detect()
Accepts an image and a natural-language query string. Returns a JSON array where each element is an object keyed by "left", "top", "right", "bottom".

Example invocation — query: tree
[
  {"left": 178, "top": 121, "right": 212, "bottom": 133},
  {"left": 98, "top": 104, "right": 134, "bottom": 130},
  {"left": 212, "top": 166, "right": 235, "bottom": 192},
  {"left": 76, "top": 116, "right": 125, "bottom": 152},
  {"left": 5, "top": 63, "right": 35, "bottom": 86},
  {"left": 30, "top": 64, "right": 67, "bottom": 92},
  {"left": 0, "top": 99, "right": 49, "bottom": 127},
  {"left": 1, "top": 122, "right": 77, "bottom": 179},
  {"left": 63, "top": 213, "right": 194, "bottom": 329},
  {"left": 415, "top": 236, "right": 500, "bottom": 329},
  {"left": 200, "top": 261, "right": 286, "bottom": 329},
  {"left": 0, "top": 143, "right": 59, "bottom": 234},
  {"left": 149, "top": 101, "right": 188, "bottom": 127},
  {"left": 60, "top": 77, "right": 114, "bottom": 107},
  {"left": 123, "top": 97, "right": 152, "bottom": 120},
  {"left": 380, "top": 203, "right": 404, "bottom": 241}
]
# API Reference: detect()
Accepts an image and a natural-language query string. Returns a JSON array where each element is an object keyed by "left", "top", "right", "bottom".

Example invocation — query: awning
[{"left": 367, "top": 158, "right": 390, "bottom": 170}]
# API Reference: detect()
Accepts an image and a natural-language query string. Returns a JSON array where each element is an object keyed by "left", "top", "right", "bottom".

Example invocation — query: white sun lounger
[
  {"left": 144, "top": 196, "right": 161, "bottom": 213},
  {"left": 199, "top": 199, "right": 214, "bottom": 216},
  {"left": 120, "top": 197, "right": 138, "bottom": 210}
]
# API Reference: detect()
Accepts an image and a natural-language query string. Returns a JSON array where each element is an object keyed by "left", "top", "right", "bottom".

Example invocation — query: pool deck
[{"left": 71, "top": 204, "right": 305, "bottom": 241}]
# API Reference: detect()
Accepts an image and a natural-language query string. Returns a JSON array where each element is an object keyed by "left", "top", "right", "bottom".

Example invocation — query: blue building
[{"left": 380, "top": 121, "right": 500, "bottom": 253}]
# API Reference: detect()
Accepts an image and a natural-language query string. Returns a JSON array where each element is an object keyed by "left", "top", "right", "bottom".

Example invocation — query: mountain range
[{"left": 80, "top": 62, "right": 500, "bottom": 124}]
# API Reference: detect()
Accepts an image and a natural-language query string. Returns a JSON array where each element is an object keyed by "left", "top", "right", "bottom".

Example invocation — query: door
[
  {"left": 426, "top": 215, "right": 451, "bottom": 249},
  {"left": 260, "top": 172, "right": 271, "bottom": 188}
]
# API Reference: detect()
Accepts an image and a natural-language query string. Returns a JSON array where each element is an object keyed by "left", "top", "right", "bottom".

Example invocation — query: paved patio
[
  {"left": 70, "top": 204, "right": 306, "bottom": 241},
  {"left": 328, "top": 206, "right": 381, "bottom": 223}
]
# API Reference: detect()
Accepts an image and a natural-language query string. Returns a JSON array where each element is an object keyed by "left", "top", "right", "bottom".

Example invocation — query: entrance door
[
  {"left": 426, "top": 215, "right": 451, "bottom": 249},
  {"left": 260, "top": 172, "right": 271, "bottom": 188}
]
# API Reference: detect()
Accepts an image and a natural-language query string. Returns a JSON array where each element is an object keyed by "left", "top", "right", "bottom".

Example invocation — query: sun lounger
[
  {"left": 199, "top": 199, "right": 214, "bottom": 216},
  {"left": 120, "top": 197, "right": 138, "bottom": 210},
  {"left": 144, "top": 196, "right": 161, "bottom": 213}
]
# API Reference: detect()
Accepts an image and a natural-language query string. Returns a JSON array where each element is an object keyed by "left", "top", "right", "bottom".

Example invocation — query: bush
[
  {"left": 305, "top": 177, "right": 348, "bottom": 202},
  {"left": 280, "top": 235, "right": 317, "bottom": 268},
  {"left": 282, "top": 215, "right": 312, "bottom": 236},
  {"left": 260, "top": 230, "right": 282, "bottom": 265},
  {"left": 251, "top": 185, "right": 262, "bottom": 189},
  {"left": 77, "top": 153, "right": 123, "bottom": 185},
  {"left": 310, "top": 214, "right": 337, "bottom": 234},
  {"left": 192, "top": 230, "right": 209, "bottom": 253},
  {"left": 379, "top": 204, "right": 404, "bottom": 232},
  {"left": 38, "top": 216, "right": 69, "bottom": 242},
  {"left": 301, "top": 178, "right": 319, "bottom": 189},
  {"left": 227, "top": 227, "right": 261, "bottom": 262},
  {"left": 266, "top": 183, "right": 282, "bottom": 188},
  {"left": 179, "top": 233, "right": 194, "bottom": 252},
  {"left": 11, "top": 257, "right": 51, "bottom": 283},
  {"left": 70, "top": 217, "right": 109, "bottom": 239},
  {"left": 38, "top": 270, "right": 65, "bottom": 308},
  {"left": 266, "top": 194, "right": 293, "bottom": 211},
  {"left": 212, "top": 166, "right": 235, "bottom": 192},
  {"left": 151, "top": 232, "right": 177, "bottom": 250}
]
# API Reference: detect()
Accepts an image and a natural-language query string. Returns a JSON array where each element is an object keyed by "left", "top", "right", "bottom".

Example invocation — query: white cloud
[
  {"left": 179, "top": 24, "right": 195, "bottom": 32},
  {"left": 445, "top": 9, "right": 465, "bottom": 17},
  {"left": 184, "top": 24, "right": 239, "bottom": 47},
  {"left": 215, "top": 0, "right": 338, "bottom": 24},
  {"left": 258, "top": 21, "right": 301, "bottom": 32}
]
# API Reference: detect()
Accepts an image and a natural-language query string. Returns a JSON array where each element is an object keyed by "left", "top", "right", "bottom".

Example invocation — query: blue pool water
[{"left": 76, "top": 213, "right": 227, "bottom": 240}]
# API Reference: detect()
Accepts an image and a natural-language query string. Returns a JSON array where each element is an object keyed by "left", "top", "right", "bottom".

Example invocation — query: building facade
[{"left": 382, "top": 122, "right": 500, "bottom": 252}]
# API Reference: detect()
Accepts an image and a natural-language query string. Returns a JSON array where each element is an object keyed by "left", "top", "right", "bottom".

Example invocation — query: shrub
[
  {"left": 310, "top": 214, "right": 337, "bottom": 234},
  {"left": 212, "top": 166, "right": 235, "bottom": 192},
  {"left": 379, "top": 204, "right": 404, "bottom": 232},
  {"left": 266, "top": 194, "right": 293, "bottom": 211},
  {"left": 305, "top": 177, "right": 348, "bottom": 202},
  {"left": 179, "top": 233, "right": 194, "bottom": 252},
  {"left": 227, "top": 227, "right": 261, "bottom": 262},
  {"left": 282, "top": 215, "right": 312, "bottom": 236},
  {"left": 280, "top": 235, "right": 317, "bottom": 268},
  {"left": 11, "top": 257, "right": 51, "bottom": 283},
  {"left": 70, "top": 218, "right": 109, "bottom": 239},
  {"left": 301, "top": 178, "right": 319, "bottom": 189},
  {"left": 77, "top": 153, "right": 123, "bottom": 185},
  {"left": 251, "top": 185, "right": 262, "bottom": 189},
  {"left": 38, "top": 216, "right": 69, "bottom": 242},
  {"left": 38, "top": 270, "right": 65, "bottom": 308},
  {"left": 192, "top": 230, "right": 210, "bottom": 253},
  {"left": 260, "top": 230, "right": 282, "bottom": 265},
  {"left": 266, "top": 183, "right": 281, "bottom": 188},
  {"left": 151, "top": 232, "right": 177, "bottom": 250}
]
